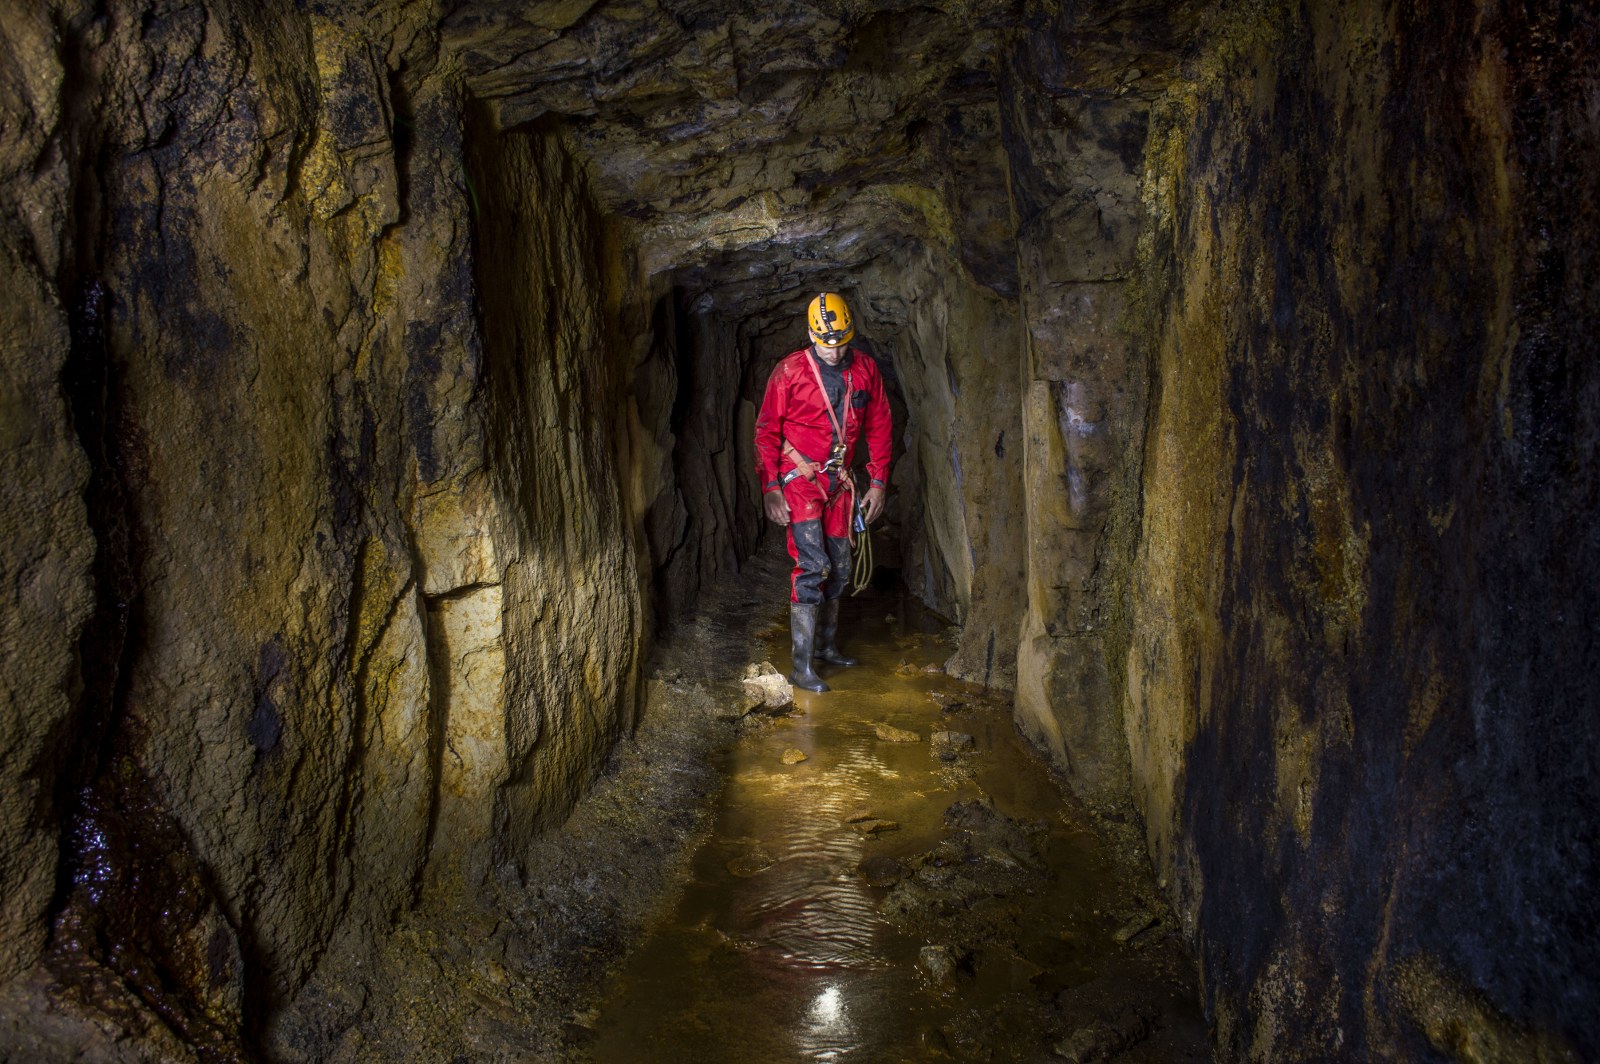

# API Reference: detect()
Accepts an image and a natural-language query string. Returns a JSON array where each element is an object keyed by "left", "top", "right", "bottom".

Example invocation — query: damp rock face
[
  {"left": 1, "top": 0, "right": 1596, "bottom": 1061},
  {"left": 0, "top": 1, "right": 647, "bottom": 1047},
  {"left": 0, "top": 7, "right": 97, "bottom": 982},
  {"left": 1122, "top": 3, "right": 1600, "bottom": 1061}
]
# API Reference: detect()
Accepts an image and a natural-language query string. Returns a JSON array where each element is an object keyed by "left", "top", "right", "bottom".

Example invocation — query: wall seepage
[
  {"left": 1125, "top": 2, "right": 1600, "bottom": 1058},
  {"left": 0, "top": 2, "right": 649, "bottom": 1048},
  {"left": 1004, "top": 82, "right": 1151, "bottom": 802},
  {"left": 0, "top": 5, "right": 97, "bottom": 981},
  {"left": 848, "top": 245, "right": 1025, "bottom": 690}
]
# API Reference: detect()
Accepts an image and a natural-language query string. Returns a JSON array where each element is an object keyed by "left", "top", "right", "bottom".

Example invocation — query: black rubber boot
[
  {"left": 816, "top": 598, "right": 858, "bottom": 667},
  {"left": 789, "top": 603, "right": 829, "bottom": 692}
]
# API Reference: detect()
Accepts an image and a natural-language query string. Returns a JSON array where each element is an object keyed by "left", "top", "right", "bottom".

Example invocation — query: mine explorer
[{"left": 754, "top": 292, "right": 893, "bottom": 692}]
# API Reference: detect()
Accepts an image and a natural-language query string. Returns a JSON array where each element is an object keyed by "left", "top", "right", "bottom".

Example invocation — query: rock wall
[
  {"left": 1125, "top": 2, "right": 1600, "bottom": 1058},
  {"left": 0, "top": 2, "right": 97, "bottom": 986},
  {"left": 630, "top": 288, "right": 760, "bottom": 632},
  {"left": 0, "top": 0, "right": 646, "bottom": 1046},
  {"left": 878, "top": 246, "right": 1026, "bottom": 689},
  {"left": 1003, "top": 54, "right": 1155, "bottom": 802},
  {"left": 457, "top": 104, "right": 642, "bottom": 885}
]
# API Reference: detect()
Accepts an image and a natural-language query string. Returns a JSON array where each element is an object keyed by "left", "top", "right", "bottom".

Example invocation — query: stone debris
[
  {"left": 741, "top": 662, "right": 794, "bottom": 712},
  {"left": 1112, "top": 910, "right": 1158, "bottom": 944},
  {"left": 875, "top": 723, "right": 921, "bottom": 743},
  {"left": 941, "top": 798, "right": 1049, "bottom": 872},
  {"left": 1053, "top": 1008, "right": 1154, "bottom": 1062},
  {"left": 849, "top": 818, "right": 900, "bottom": 836},
  {"left": 896, "top": 661, "right": 921, "bottom": 676},
  {"left": 858, "top": 854, "right": 907, "bottom": 888},
  {"left": 930, "top": 731, "right": 977, "bottom": 760},
  {"left": 780, "top": 748, "right": 808, "bottom": 765},
  {"left": 725, "top": 848, "right": 775, "bottom": 878},
  {"left": 930, "top": 691, "right": 970, "bottom": 713},
  {"left": 918, "top": 945, "right": 959, "bottom": 985}
]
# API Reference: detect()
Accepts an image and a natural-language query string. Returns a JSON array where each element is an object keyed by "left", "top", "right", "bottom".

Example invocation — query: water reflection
[
  {"left": 585, "top": 599, "right": 1125, "bottom": 1062},
  {"left": 800, "top": 984, "right": 857, "bottom": 1061}
]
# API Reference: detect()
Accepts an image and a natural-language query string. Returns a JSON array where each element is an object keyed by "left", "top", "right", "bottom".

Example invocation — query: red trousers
[{"left": 784, "top": 472, "right": 854, "bottom": 604}]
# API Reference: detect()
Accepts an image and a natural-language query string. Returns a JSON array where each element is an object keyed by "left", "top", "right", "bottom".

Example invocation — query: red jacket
[{"left": 755, "top": 346, "right": 892, "bottom": 492}]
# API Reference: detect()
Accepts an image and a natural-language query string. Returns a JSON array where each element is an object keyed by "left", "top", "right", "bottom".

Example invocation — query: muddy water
[{"left": 584, "top": 597, "right": 1207, "bottom": 1063}]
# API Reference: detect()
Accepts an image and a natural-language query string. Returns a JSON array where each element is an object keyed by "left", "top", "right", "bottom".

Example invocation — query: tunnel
[{"left": 1, "top": 0, "right": 1597, "bottom": 1060}]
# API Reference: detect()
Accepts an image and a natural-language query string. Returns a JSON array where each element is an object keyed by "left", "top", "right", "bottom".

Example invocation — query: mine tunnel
[{"left": 2, "top": 0, "right": 1597, "bottom": 1061}]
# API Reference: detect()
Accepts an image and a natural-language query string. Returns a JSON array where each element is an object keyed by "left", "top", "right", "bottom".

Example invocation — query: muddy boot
[
  {"left": 789, "top": 603, "right": 828, "bottom": 692},
  {"left": 816, "top": 598, "right": 858, "bottom": 667}
]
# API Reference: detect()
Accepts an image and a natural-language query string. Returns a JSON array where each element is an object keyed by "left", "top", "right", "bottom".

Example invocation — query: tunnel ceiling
[{"left": 444, "top": 0, "right": 1204, "bottom": 312}]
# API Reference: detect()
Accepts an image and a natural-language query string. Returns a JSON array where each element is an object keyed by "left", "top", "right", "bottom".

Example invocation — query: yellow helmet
[{"left": 807, "top": 292, "right": 854, "bottom": 346}]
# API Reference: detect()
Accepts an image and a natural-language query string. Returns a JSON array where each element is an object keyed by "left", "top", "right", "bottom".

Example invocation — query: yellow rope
[{"left": 849, "top": 500, "right": 874, "bottom": 596}]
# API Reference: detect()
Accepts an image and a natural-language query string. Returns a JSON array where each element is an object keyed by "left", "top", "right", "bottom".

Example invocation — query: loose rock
[
  {"left": 1053, "top": 1009, "right": 1153, "bottom": 1062},
  {"left": 919, "top": 945, "right": 959, "bottom": 985},
  {"left": 930, "top": 731, "right": 977, "bottom": 760},
  {"left": 858, "top": 854, "right": 907, "bottom": 888},
  {"left": 1112, "top": 910, "right": 1158, "bottom": 944},
  {"left": 780, "top": 748, "right": 808, "bottom": 765},
  {"left": 849, "top": 818, "right": 900, "bottom": 836},
  {"left": 725, "top": 849, "right": 775, "bottom": 877},
  {"left": 875, "top": 723, "right": 921, "bottom": 743},
  {"left": 741, "top": 663, "right": 794, "bottom": 711}
]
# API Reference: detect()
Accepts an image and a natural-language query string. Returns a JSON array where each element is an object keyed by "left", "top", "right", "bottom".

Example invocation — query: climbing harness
[
  {"left": 799, "top": 350, "right": 875, "bottom": 596},
  {"left": 780, "top": 441, "right": 842, "bottom": 486}
]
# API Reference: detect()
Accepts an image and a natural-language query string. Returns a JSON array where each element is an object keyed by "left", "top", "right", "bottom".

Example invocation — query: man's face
[{"left": 811, "top": 335, "right": 847, "bottom": 365}]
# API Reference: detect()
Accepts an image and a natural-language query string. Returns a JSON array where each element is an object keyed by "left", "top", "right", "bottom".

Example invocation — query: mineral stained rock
[
  {"left": 929, "top": 731, "right": 977, "bottom": 760},
  {"left": 1, "top": 2, "right": 646, "bottom": 1046},
  {"left": 1, "top": 1, "right": 1594, "bottom": 1061},
  {"left": 1122, "top": 3, "right": 1600, "bottom": 1060}
]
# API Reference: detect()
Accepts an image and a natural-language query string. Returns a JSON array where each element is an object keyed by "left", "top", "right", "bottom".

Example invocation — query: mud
[
  {"left": 291, "top": 540, "right": 1207, "bottom": 1063},
  {"left": 2, "top": 540, "right": 1205, "bottom": 1061},
  {"left": 579, "top": 552, "right": 1208, "bottom": 1063}
]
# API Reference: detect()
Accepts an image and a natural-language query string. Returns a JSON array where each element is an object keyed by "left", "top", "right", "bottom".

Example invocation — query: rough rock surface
[
  {"left": 2, "top": 0, "right": 1596, "bottom": 1059},
  {"left": 1123, "top": 3, "right": 1600, "bottom": 1060},
  {"left": 740, "top": 662, "right": 793, "bottom": 711},
  {"left": 1, "top": 1, "right": 647, "bottom": 1049}
]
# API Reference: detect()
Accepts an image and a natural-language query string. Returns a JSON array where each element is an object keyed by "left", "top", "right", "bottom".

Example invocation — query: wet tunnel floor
[{"left": 580, "top": 595, "right": 1210, "bottom": 1063}]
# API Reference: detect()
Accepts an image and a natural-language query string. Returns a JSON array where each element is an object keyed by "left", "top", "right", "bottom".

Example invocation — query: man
[{"left": 754, "top": 292, "right": 892, "bottom": 692}]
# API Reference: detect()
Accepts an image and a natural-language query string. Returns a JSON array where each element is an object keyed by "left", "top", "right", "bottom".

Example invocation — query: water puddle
[{"left": 583, "top": 596, "right": 1207, "bottom": 1062}]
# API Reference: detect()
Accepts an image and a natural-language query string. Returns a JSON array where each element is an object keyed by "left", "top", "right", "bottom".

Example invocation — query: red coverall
[{"left": 754, "top": 346, "right": 892, "bottom": 603}]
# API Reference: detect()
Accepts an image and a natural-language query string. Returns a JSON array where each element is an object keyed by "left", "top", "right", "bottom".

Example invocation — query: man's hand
[
  {"left": 764, "top": 489, "right": 791, "bottom": 525},
  {"left": 862, "top": 484, "right": 886, "bottom": 524}
]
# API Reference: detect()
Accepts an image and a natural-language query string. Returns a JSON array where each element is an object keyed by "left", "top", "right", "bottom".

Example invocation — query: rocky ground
[
  {"left": 265, "top": 552, "right": 805, "bottom": 1063},
  {"left": 272, "top": 541, "right": 1208, "bottom": 1064},
  {"left": 1, "top": 541, "right": 1207, "bottom": 1062}
]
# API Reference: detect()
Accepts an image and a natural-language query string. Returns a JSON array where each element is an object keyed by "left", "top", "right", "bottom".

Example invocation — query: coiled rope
[{"left": 847, "top": 483, "right": 875, "bottom": 596}]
